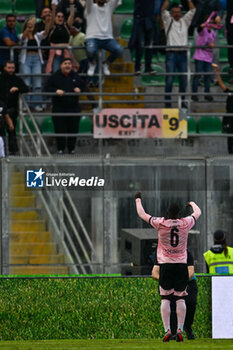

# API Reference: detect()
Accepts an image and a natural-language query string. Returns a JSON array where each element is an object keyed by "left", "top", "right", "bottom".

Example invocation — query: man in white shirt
[
  {"left": 85, "top": 0, "right": 123, "bottom": 76},
  {"left": 161, "top": 0, "right": 195, "bottom": 108}
]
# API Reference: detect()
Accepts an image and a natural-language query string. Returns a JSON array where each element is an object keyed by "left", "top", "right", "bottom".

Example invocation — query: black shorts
[{"left": 159, "top": 263, "right": 189, "bottom": 296}]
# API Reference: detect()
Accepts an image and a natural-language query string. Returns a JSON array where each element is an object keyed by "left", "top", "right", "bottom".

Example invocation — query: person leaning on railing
[
  {"left": 203, "top": 230, "right": 233, "bottom": 274},
  {"left": 44, "top": 57, "right": 85, "bottom": 155},
  {"left": 0, "top": 60, "right": 29, "bottom": 155}
]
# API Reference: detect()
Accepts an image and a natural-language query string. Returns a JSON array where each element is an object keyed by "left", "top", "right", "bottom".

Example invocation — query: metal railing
[{"left": 13, "top": 95, "right": 101, "bottom": 274}]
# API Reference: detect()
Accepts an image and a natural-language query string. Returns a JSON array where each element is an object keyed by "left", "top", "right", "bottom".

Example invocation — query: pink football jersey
[{"left": 150, "top": 216, "right": 195, "bottom": 264}]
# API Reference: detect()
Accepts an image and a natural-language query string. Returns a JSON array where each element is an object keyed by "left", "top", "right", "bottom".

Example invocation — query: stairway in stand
[
  {"left": 9, "top": 170, "right": 68, "bottom": 275},
  {"left": 80, "top": 55, "right": 144, "bottom": 110}
]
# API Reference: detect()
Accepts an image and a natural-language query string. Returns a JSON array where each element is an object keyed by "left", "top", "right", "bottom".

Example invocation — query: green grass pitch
[{"left": 0, "top": 339, "right": 233, "bottom": 350}]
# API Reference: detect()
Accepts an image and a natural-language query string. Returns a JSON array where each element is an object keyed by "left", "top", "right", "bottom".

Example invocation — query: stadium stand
[
  {"left": 114, "top": 0, "right": 134, "bottom": 14},
  {"left": 79, "top": 116, "right": 93, "bottom": 134},
  {"left": 219, "top": 39, "right": 228, "bottom": 63},
  {"left": 187, "top": 116, "right": 197, "bottom": 134},
  {"left": 41, "top": 116, "right": 55, "bottom": 134},
  {"left": 14, "top": 0, "right": 36, "bottom": 15},
  {"left": 16, "top": 115, "right": 40, "bottom": 134},
  {"left": 120, "top": 17, "right": 133, "bottom": 41},
  {"left": 9, "top": 170, "right": 68, "bottom": 275},
  {"left": 0, "top": 0, "right": 13, "bottom": 14},
  {"left": 197, "top": 116, "right": 222, "bottom": 134}
]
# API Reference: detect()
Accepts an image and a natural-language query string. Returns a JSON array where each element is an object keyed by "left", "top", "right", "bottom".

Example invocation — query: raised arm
[
  {"left": 161, "top": 0, "right": 169, "bottom": 12},
  {"left": 188, "top": 201, "right": 201, "bottom": 221},
  {"left": 213, "top": 65, "right": 227, "bottom": 92},
  {"left": 135, "top": 192, "right": 151, "bottom": 224},
  {"left": 67, "top": 0, "right": 75, "bottom": 28},
  {"left": 187, "top": 0, "right": 195, "bottom": 10}
]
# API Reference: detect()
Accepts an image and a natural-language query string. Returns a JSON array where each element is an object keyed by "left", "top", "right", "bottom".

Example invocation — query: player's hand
[{"left": 135, "top": 192, "right": 141, "bottom": 199}]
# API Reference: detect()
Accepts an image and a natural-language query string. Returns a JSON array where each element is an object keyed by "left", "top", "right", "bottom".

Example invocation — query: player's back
[{"left": 150, "top": 216, "right": 195, "bottom": 264}]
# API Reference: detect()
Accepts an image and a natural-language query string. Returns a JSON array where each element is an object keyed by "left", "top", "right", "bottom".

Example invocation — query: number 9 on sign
[{"left": 162, "top": 109, "right": 187, "bottom": 139}]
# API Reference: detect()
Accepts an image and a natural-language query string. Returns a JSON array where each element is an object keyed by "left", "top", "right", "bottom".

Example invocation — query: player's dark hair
[
  {"left": 214, "top": 230, "right": 228, "bottom": 257},
  {"left": 167, "top": 203, "right": 180, "bottom": 219}
]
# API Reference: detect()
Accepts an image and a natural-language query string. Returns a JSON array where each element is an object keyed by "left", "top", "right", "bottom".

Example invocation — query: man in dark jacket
[
  {"left": 0, "top": 60, "right": 29, "bottom": 154},
  {"left": 0, "top": 99, "right": 14, "bottom": 157},
  {"left": 128, "top": 0, "right": 155, "bottom": 75},
  {"left": 45, "top": 57, "right": 84, "bottom": 154}
]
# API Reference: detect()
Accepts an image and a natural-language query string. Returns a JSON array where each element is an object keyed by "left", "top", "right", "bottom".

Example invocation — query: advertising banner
[
  {"left": 212, "top": 276, "right": 233, "bottom": 339},
  {"left": 93, "top": 109, "right": 187, "bottom": 139}
]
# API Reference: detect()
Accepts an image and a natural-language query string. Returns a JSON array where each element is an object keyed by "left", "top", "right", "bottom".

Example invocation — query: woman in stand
[
  {"left": 19, "top": 17, "right": 51, "bottom": 112},
  {"left": 46, "top": 0, "right": 78, "bottom": 73}
]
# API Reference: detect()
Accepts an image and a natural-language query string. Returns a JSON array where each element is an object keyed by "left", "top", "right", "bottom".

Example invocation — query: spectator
[
  {"left": 128, "top": 0, "right": 156, "bottom": 75},
  {"left": 204, "top": 230, "right": 233, "bottom": 273},
  {"left": 35, "top": 7, "right": 53, "bottom": 64},
  {"left": 19, "top": 17, "right": 51, "bottom": 112},
  {"left": 70, "top": 21, "right": 98, "bottom": 108},
  {"left": 45, "top": 58, "right": 84, "bottom": 154},
  {"left": 0, "top": 15, "right": 19, "bottom": 72},
  {"left": 181, "top": 0, "right": 223, "bottom": 36},
  {"left": 226, "top": 0, "right": 233, "bottom": 81},
  {"left": 0, "top": 99, "right": 14, "bottom": 157},
  {"left": 161, "top": 0, "right": 196, "bottom": 108},
  {"left": 85, "top": 0, "right": 123, "bottom": 77},
  {"left": 36, "top": 0, "right": 46, "bottom": 18},
  {"left": 214, "top": 65, "right": 233, "bottom": 154},
  {"left": 46, "top": 0, "right": 78, "bottom": 73},
  {"left": 69, "top": 20, "right": 87, "bottom": 64},
  {"left": 192, "top": 21, "right": 216, "bottom": 102},
  {"left": 51, "top": 0, "right": 86, "bottom": 32},
  {"left": 0, "top": 61, "right": 29, "bottom": 155}
]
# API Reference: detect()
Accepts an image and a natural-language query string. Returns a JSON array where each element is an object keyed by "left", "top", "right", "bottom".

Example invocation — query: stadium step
[
  {"left": 10, "top": 195, "right": 36, "bottom": 208},
  {"left": 10, "top": 243, "right": 58, "bottom": 256},
  {"left": 10, "top": 231, "right": 52, "bottom": 243},
  {"left": 10, "top": 254, "right": 65, "bottom": 264},
  {"left": 10, "top": 266, "right": 68, "bottom": 275},
  {"left": 10, "top": 220, "right": 47, "bottom": 233},
  {"left": 8, "top": 169, "right": 69, "bottom": 275}
]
